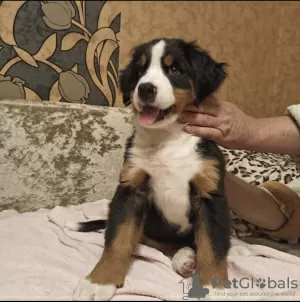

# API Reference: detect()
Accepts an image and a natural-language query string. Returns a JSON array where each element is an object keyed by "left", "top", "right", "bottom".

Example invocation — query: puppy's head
[{"left": 119, "top": 38, "right": 227, "bottom": 129}]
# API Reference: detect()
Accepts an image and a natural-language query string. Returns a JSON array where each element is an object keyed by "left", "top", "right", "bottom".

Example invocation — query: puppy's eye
[{"left": 168, "top": 65, "right": 180, "bottom": 76}]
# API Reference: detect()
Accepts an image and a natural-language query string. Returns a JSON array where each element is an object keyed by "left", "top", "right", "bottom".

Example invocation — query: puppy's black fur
[{"left": 75, "top": 38, "right": 231, "bottom": 289}]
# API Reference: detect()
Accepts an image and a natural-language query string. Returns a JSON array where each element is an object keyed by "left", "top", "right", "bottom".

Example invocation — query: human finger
[
  {"left": 184, "top": 125, "right": 223, "bottom": 142},
  {"left": 179, "top": 112, "right": 220, "bottom": 128}
]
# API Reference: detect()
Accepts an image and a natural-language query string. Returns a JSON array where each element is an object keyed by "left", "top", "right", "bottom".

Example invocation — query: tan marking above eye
[
  {"left": 138, "top": 55, "right": 147, "bottom": 67},
  {"left": 163, "top": 54, "right": 174, "bottom": 67}
]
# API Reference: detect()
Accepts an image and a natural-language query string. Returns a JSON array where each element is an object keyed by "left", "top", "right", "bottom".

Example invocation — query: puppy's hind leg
[{"left": 172, "top": 246, "right": 196, "bottom": 278}]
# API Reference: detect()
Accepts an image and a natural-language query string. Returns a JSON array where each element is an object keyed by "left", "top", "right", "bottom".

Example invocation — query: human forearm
[
  {"left": 224, "top": 171, "right": 287, "bottom": 231},
  {"left": 246, "top": 116, "right": 300, "bottom": 156}
]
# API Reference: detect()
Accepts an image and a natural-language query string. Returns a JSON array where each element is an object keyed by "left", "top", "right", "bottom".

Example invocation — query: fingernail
[{"left": 184, "top": 125, "right": 191, "bottom": 132}]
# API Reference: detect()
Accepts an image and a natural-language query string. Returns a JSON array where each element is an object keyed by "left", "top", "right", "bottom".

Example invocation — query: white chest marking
[{"left": 131, "top": 132, "right": 202, "bottom": 233}]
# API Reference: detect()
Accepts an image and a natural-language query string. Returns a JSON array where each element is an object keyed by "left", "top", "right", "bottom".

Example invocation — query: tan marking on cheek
[
  {"left": 119, "top": 162, "right": 148, "bottom": 188},
  {"left": 173, "top": 87, "right": 195, "bottom": 113},
  {"left": 88, "top": 221, "right": 142, "bottom": 287},
  {"left": 193, "top": 158, "right": 220, "bottom": 198},
  {"left": 194, "top": 208, "right": 228, "bottom": 288},
  {"left": 163, "top": 54, "right": 174, "bottom": 67}
]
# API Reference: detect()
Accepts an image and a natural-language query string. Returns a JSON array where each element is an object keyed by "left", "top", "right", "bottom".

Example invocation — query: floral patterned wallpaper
[{"left": 0, "top": 1, "right": 121, "bottom": 106}]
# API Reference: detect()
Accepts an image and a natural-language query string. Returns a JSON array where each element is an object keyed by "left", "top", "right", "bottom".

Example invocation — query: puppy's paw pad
[
  {"left": 73, "top": 278, "right": 116, "bottom": 301},
  {"left": 172, "top": 247, "right": 196, "bottom": 277}
]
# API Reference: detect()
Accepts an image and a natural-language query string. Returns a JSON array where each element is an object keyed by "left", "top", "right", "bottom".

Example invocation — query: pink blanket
[{"left": 1, "top": 199, "right": 300, "bottom": 301}]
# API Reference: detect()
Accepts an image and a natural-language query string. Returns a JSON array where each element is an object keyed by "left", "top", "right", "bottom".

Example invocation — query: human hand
[{"left": 179, "top": 95, "right": 256, "bottom": 150}]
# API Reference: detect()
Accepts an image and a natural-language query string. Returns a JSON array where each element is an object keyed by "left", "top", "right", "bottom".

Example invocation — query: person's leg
[{"left": 225, "top": 171, "right": 300, "bottom": 240}]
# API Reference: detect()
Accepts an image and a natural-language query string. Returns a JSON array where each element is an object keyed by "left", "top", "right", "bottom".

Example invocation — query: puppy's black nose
[{"left": 138, "top": 83, "right": 157, "bottom": 103}]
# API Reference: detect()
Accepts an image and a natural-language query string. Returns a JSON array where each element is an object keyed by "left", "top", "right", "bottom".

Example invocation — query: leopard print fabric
[{"left": 220, "top": 146, "right": 300, "bottom": 244}]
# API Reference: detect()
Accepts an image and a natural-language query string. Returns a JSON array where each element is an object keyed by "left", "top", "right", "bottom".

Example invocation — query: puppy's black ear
[
  {"left": 119, "top": 45, "right": 144, "bottom": 107},
  {"left": 185, "top": 42, "right": 227, "bottom": 105},
  {"left": 119, "top": 63, "right": 134, "bottom": 107}
]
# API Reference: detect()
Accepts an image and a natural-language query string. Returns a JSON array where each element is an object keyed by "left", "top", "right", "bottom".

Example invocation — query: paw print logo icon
[
  {"left": 256, "top": 278, "right": 266, "bottom": 289},
  {"left": 187, "top": 274, "right": 210, "bottom": 299}
]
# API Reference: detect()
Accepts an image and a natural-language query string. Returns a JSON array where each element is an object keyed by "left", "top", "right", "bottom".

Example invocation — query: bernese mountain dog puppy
[{"left": 71, "top": 38, "right": 231, "bottom": 301}]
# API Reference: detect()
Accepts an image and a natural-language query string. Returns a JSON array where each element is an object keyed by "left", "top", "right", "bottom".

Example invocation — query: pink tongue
[{"left": 139, "top": 106, "right": 159, "bottom": 125}]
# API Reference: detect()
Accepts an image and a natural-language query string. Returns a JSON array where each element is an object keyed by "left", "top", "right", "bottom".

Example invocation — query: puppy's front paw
[{"left": 73, "top": 278, "right": 116, "bottom": 301}]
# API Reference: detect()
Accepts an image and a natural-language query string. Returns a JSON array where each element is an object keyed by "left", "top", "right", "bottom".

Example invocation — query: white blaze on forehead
[{"left": 136, "top": 40, "right": 175, "bottom": 110}]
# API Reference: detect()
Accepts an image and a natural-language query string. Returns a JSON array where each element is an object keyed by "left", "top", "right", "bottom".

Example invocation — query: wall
[
  {"left": 116, "top": 1, "right": 300, "bottom": 118},
  {"left": 0, "top": 1, "right": 299, "bottom": 117}
]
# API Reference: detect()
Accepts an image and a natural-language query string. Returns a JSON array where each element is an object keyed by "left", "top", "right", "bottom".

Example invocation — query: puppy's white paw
[
  {"left": 172, "top": 247, "right": 196, "bottom": 277},
  {"left": 73, "top": 278, "right": 116, "bottom": 301}
]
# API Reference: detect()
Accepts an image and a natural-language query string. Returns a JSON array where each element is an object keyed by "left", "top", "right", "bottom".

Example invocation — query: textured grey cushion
[{"left": 0, "top": 100, "right": 133, "bottom": 213}]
